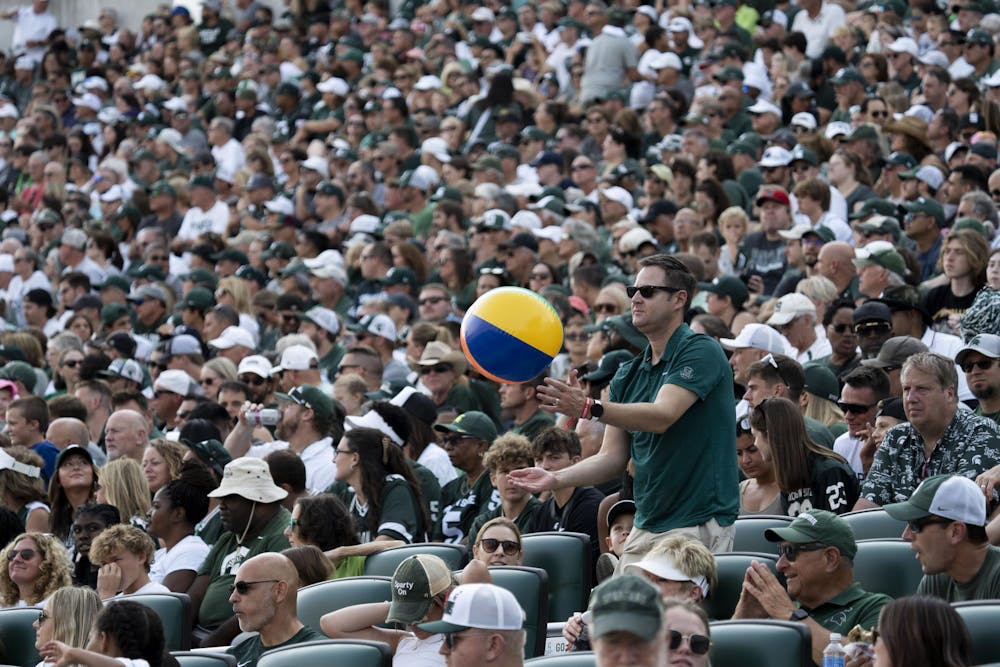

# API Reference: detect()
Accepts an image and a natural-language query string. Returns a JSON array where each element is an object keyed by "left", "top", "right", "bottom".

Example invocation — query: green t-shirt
[
  {"left": 804, "top": 582, "right": 891, "bottom": 634},
  {"left": 609, "top": 324, "right": 740, "bottom": 533},
  {"left": 512, "top": 409, "right": 556, "bottom": 442},
  {"left": 976, "top": 407, "right": 1000, "bottom": 427},
  {"left": 437, "top": 470, "right": 500, "bottom": 544},
  {"left": 337, "top": 474, "right": 423, "bottom": 543},
  {"left": 334, "top": 555, "right": 367, "bottom": 579},
  {"left": 227, "top": 624, "right": 325, "bottom": 667},
  {"left": 917, "top": 546, "right": 1000, "bottom": 602},
  {"left": 410, "top": 458, "right": 441, "bottom": 529},
  {"left": 467, "top": 495, "right": 542, "bottom": 547},
  {"left": 196, "top": 508, "right": 291, "bottom": 629}
]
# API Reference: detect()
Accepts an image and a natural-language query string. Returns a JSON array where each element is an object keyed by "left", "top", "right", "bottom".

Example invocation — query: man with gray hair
[
  {"left": 855, "top": 352, "right": 1000, "bottom": 509},
  {"left": 208, "top": 116, "right": 246, "bottom": 176},
  {"left": 957, "top": 190, "right": 1000, "bottom": 235}
]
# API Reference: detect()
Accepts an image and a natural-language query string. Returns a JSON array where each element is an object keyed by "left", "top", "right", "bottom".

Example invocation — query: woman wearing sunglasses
[
  {"left": 749, "top": 398, "right": 859, "bottom": 516},
  {"left": 0, "top": 532, "right": 72, "bottom": 608},
  {"left": 472, "top": 517, "right": 524, "bottom": 567},
  {"left": 33, "top": 586, "right": 102, "bottom": 667},
  {"left": 663, "top": 598, "right": 712, "bottom": 667}
]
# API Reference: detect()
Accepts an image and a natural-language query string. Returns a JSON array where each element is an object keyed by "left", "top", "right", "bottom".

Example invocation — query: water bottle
[{"left": 823, "top": 632, "right": 846, "bottom": 667}]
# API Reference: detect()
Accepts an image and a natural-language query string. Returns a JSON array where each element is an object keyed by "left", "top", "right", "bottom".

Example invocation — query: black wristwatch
[
  {"left": 590, "top": 400, "right": 604, "bottom": 421},
  {"left": 789, "top": 608, "right": 809, "bottom": 622}
]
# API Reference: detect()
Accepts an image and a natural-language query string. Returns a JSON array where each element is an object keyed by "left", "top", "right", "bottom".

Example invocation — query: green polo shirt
[
  {"left": 227, "top": 625, "right": 325, "bottom": 667},
  {"left": 512, "top": 409, "right": 556, "bottom": 442},
  {"left": 804, "top": 582, "right": 891, "bottom": 634},
  {"left": 196, "top": 508, "right": 291, "bottom": 629},
  {"left": 608, "top": 324, "right": 739, "bottom": 533},
  {"left": 917, "top": 546, "right": 1000, "bottom": 602}
]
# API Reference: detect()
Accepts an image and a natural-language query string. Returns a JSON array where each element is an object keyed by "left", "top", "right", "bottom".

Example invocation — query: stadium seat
[
  {"left": 257, "top": 639, "right": 391, "bottom": 667},
  {"left": 362, "top": 542, "right": 468, "bottom": 577},
  {"left": 709, "top": 620, "right": 811, "bottom": 667},
  {"left": 296, "top": 576, "right": 391, "bottom": 632},
  {"left": 171, "top": 651, "right": 237, "bottom": 667},
  {"left": 954, "top": 601, "right": 1000, "bottom": 666},
  {"left": 852, "top": 540, "right": 923, "bottom": 599},
  {"left": 525, "top": 651, "right": 596, "bottom": 666},
  {"left": 522, "top": 532, "right": 591, "bottom": 624},
  {"left": 0, "top": 606, "right": 42, "bottom": 667},
  {"left": 733, "top": 515, "right": 792, "bottom": 554},
  {"left": 490, "top": 565, "right": 550, "bottom": 659},
  {"left": 118, "top": 592, "right": 192, "bottom": 651},
  {"left": 707, "top": 552, "right": 782, "bottom": 621},
  {"left": 841, "top": 508, "right": 907, "bottom": 541}
]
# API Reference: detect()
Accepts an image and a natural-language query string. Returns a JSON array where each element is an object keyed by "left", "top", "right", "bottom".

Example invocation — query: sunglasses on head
[
  {"left": 231, "top": 579, "right": 279, "bottom": 595},
  {"left": 7, "top": 548, "right": 36, "bottom": 561},
  {"left": 478, "top": 538, "right": 520, "bottom": 555},
  {"left": 777, "top": 542, "right": 827, "bottom": 562},
  {"left": 626, "top": 285, "right": 681, "bottom": 299},
  {"left": 669, "top": 630, "right": 711, "bottom": 655},
  {"left": 961, "top": 358, "right": 996, "bottom": 373}
]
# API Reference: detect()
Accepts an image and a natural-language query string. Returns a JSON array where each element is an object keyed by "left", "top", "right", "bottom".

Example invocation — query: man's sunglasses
[
  {"left": 626, "top": 285, "right": 681, "bottom": 299},
  {"left": 907, "top": 517, "right": 953, "bottom": 534},
  {"left": 837, "top": 401, "right": 875, "bottom": 414},
  {"left": 777, "top": 542, "right": 828, "bottom": 562},
  {"left": 669, "top": 630, "right": 711, "bottom": 655},
  {"left": 478, "top": 538, "right": 520, "bottom": 555},
  {"left": 231, "top": 579, "right": 279, "bottom": 595},
  {"left": 960, "top": 359, "right": 996, "bottom": 373}
]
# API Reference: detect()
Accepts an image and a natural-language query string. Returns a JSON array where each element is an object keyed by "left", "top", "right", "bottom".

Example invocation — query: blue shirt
[{"left": 30, "top": 440, "right": 59, "bottom": 486}]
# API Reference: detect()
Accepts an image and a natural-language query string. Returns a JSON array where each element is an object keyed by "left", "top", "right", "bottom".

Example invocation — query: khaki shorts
[{"left": 615, "top": 518, "right": 735, "bottom": 573}]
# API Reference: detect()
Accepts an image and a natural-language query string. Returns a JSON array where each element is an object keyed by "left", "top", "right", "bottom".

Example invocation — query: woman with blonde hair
[
  {"left": 214, "top": 276, "right": 260, "bottom": 343},
  {"left": 141, "top": 440, "right": 186, "bottom": 495},
  {"left": 33, "top": 586, "right": 102, "bottom": 667},
  {"left": 199, "top": 356, "right": 238, "bottom": 399},
  {"left": 592, "top": 284, "right": 630, "bottom": 323},
  {"left": 0, "top": 446, "right": 49, "bottom": 531},
  {"left": 97, "top": 458, "right": 151, "bottom": 531},
  {"left": 801, "top": 365, "right": 847, "bottom": 438},
  {"left": 0, "top": 532, "right": 72, "bottom": 607}
]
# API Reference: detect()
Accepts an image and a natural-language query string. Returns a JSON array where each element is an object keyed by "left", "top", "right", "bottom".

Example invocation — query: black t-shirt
[
  {"left": 532, "top": 485, "right": 605, "bottom": 586},
  {"left": 781, "top": 452, "right": 860, "bottom": 516},
  {"left": 923, "top": 285, "right": 978, "bottom": 334},
  {"left": 739, "top": 231, "right": 787, "bottom": 296}
]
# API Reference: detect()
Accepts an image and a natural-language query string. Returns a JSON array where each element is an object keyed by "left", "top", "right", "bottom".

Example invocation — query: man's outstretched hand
[{"left": 507, "top": 466, "right": 557, "bottom": 493}]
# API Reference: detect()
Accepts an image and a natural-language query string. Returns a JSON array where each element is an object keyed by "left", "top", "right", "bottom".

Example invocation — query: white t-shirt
[
  {"left": 248, "top": 437, "right": 336, "bottom": 493},
  {"left": 177, "top": 200, "right": 229, "bottom": 240},
  {"left": 121, "top": 581, "right": 170, "bottom": 596},
  {"left": 417, "top": 443, "right": 458, "bottom": 488},
  {"left": 790, "top": 2, "right": 846, "bottom": 58},
  {"left": 394, "top": 633, "right": 444, "bottom": 667},
  {"left": 833, "top": 431, "right": 864, "bottom": 480},
  {"left": 149, "top": 534, "right": 210, "bottom": 585}
]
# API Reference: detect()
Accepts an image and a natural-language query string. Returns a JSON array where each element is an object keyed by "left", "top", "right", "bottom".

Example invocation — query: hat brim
[
  {"left": 589, "top": 613, "right": 662, "bottom": 642},
  {"left": 387, "top": 598, "right": 433, "bottom": 626},
  {"left": 882, "top": 499, "right": 930, "bottom": 522},
  {"left": 956, "top": 344, "right": 1000, "bottom": 365},
  {"left": 207, "top": 480, "right": 288, "bottom": 503},
  {"left": 417, "top": 620, "right": 471, "bottom": 634},
  {"left": 764, "top": 525, "right": 817, "bottom": 544}
]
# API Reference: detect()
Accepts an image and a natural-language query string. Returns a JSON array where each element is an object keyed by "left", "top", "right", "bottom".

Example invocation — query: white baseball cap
[
  {"left": 237, "top": 355, "right": 273, "bottom": 378},
  {"left": 650, "top": 51, "right": 682, "bottom": 71},
  {"left": 746, "top": 99, "right": 781, "bottom": 117},
  {"left": 99, "top": 358, "right": 145, "bottom": 385},
  {"left": 154, "top": 369, "right": 200, "bottom": 397},
  {"left": 273, "top": 344, "right": 319, "bottom": 372},
  {"left": 300, "top": 156, "right": 330, "bottom": 179},
  {"left": 600, "top": 186, "right": 634, "bottom": 210},
  {"left": 352, "top": 313, "right": 398, "bottom": 343},
  {"left": 299, "top": 305, "right": 340, "bottom": 334},
  {"left": 720, "top": 323, "right": 792, "bottom": 354},
  {"left": 888, "top": 36, "right": 919, "bottom": 58},
  {"left": 209, "top": 326, "right": 257, "bottom": 351},
  {"left": 758, "top": 146, "right": 793, "bottom": 168},
  {"left": 790, "top": 112, "right": 817, "bottom": 131},
  {"left": 421, "top": 137, "right": 451, "bottom": 163},
  {"left": 883, "top": 474, "right": 986, "bottom": 527},
  {"left": 264, "top": 197, "right": 295, "bottom": 216},
  {"left": 316, "top": 77, "right": 349, "bottom": 96},
  {"left": 767, "top": 293, "right": 817, "bottom": 326},
  {"left": 417, "top": 583, "right": 525, "bottom": 633}
]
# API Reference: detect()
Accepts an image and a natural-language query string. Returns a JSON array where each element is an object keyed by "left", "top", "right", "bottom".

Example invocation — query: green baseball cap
[
  {"left": 884, "top": 151, "right": 917, "bottom": 168},
  {"left": 212, "top": 248, "right": 249, "bottom": 265},
  {"left": 97, "top": 275, "right": 130, "bottom": 292},
  {"left": 433, "top": 411, "right": 498, "bottom": 442},
  {"left": 520, "top": 125, "right": 548, "bottom": 142},
  {"left": 852, "top": 241, "right": 908, "bottom": 277},
  {"left": 178, "top": 286, "right": 216, "bottom": 311},
  {"left": 386, "top": 555, "right": 455, "bottom": 625},
  {"left": 696, "top": 275, "right": 749, "bottom": 306},
  {"left": 582, "top": 350, "right": 633, "bottom": 384},
  {"left": 829, "top": 67, "right": 866, "bottom": 85},
  {"left": 583, "top": 314, "right": 646, "bottom": 350},
  {"left": 587, "top": 574, "right": 665, "bottom": 641},
  {"left": 262, "top": 241, "right": 296, "bottom": 261},
  {"left": 716, "top": 65, "right": 744, "bottom": 82},
  {"left": 150, "top": 180, "right": 178, "bottom": 198},
  {"left": 952, "top": 217, "right": 989, "bottom": 237},
  {"left": 883, "top": 474, "right": 987, "bottom": 526},
  {"left": 275, "top": 384, "right": 334, "bottom": 418},
  {"left": 727, "top": 141, "right": 757, "bottom": 157},
  {"left": 845, "top": 124, "right": 879, "bottom": 142},
  {"left": 183, "top": 438, "right": 232, "bottom": 479},
  {"left": 101, "top": 302, "right": 131, "bottom": 326},
  {"left": 967, "top": 27, "right": 993, "bottom": 44},
  {"left": 0, "top": 361, "right": 37, "bottom": 393},
  {"left": 902, "top": 196, "right": 945, "bottom": 226},
  {"left": 128, "top": 263, "right": 167, "bottom": 281},
  {"left": 849, "top": 198, "right": 897, "bottom": 220},
  {"left": 381, "top": 267, "right": 418, "bottom": 287},
  {"left": 765, "top": 509, "right": 858, "bottom": 560},
  {"left": 180, "top": 268, "right": 219, "bottom": 289},
  {"left": 803, "top": 364, "right": 840, "bottom": 402}
]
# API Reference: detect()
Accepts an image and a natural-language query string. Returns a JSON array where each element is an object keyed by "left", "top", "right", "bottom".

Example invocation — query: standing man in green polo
[{"left": 509, "top": 254, "right": 739, "bottom": 563}]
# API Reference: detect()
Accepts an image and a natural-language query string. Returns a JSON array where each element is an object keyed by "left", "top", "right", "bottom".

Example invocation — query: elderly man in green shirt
[
  {"left": 509, "top": 254, "right": 739, "bottom": 565},
  {"left": 734, "top": 509, "right": 891, "bottom": 665}
]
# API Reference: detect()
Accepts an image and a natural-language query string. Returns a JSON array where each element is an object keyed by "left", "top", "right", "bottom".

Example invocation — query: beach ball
[{"left": 461, "top": 287, "right": 564, "bottom": 384}]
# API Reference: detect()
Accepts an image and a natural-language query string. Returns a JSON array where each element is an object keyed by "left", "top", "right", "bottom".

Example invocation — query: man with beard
[
  {"left": 958, "top": 335, "right": 1000, "bottom": 425},
  {"left": 188, "top": 458, "right": 290, "bottom": 647},
  {"left": 224, "top": 385, "right": 337, "bottom": 494}
]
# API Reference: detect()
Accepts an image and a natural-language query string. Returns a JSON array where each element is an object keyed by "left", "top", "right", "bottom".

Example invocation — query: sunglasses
[
  {"left": 442, "top": 434, "right": 477, "bottom": 445},
  {"left": 231, "top": 579, "right": 279, "bottom": 595},
  {"left": 907, "top": 517, "right": 953, "bottom": 534},
  {"left": 443, "top": 631, "right": 493, "bottom": 650},
  {"left": 529, "top": 272, "right": 551, "bottom": 281},
  {"left": 419, "top": 296, "right": 447, "bottom": 306},
  {"left": 478, "top": 538, "right": 520, "bottom": 555},
  {"left": 420, "top": 364, "right": 453, "bottom": 375},
  {"left": 62, "top": 359, "right": 81, "bottom": 368},
  {"left": 626, "top": 285, "right": 681, "bottom": 299},
  {"left": 669, "top": 630, "right": 711, "bottom": 655},
  {"left": 565, "top": 332, "right": 589, "bottom": 342},
  {"left": 240, "top": 375, "right": 268, "bottom": 386},
  {"left": 960, "top": 359, "right": 996, "bottom": 373},
  {"left": 7, "top": 548, "right": 36, "bottom": 561},
  {"left": 777, "top": 542, "right": 827, "bottom": 562},
  {"left": 37, "top": 610, "right": 50, "bottom": 625},
  {"left": 593, "top": 303, "right": 618, "bottom": 314},
  {"left": 837, "top": 401, "right": 875, "bottom": 414},
  {"left": 288, "top": 518, "right": 300, "bottom": 529},
  {"left": 869, "top": 110, "right": 888, "bottom": 118}
]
